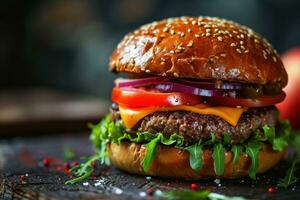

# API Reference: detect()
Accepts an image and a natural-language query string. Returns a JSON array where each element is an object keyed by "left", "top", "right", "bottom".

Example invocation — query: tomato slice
[
  {"left": 112, "top": 87, "right": 202, "bottom": 108},
  {"left": 205, "top": 91, "right": 286, "bottom": 107},
  {"left": 112, "top": 87, "right": 286, "bottom": 108}
]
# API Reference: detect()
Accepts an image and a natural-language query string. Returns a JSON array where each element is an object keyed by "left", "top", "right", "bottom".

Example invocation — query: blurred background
[{"left": 1, "top": 0, "right": 300, "bottom": 134}]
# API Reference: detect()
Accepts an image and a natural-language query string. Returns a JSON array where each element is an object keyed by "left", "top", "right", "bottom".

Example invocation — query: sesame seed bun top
[{"left": 109, "top": 16, "right": 288, "bottom": 88}]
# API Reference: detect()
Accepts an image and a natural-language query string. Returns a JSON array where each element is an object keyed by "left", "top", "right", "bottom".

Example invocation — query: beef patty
[{"left": 110, "top": 104, "right": 278, "bottom": 144}]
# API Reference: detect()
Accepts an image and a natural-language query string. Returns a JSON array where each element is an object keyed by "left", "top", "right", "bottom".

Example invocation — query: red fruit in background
[{"left": 277, "top": 48, "right": 300, "bottom": 129}]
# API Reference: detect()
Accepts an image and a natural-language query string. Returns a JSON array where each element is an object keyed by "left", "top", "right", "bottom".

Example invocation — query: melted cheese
[{"left": 119, "top": 104, "right": 245, "bottom": 129}]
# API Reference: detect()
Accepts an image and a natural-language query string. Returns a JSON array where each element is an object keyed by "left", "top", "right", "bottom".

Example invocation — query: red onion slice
[
  {"left": 115, "top": 76, "right": 168, "bottom": 88},
  {"left": 179, "top": 80, "right": 242, "bottom": 90},
  {"left": 153, "top": 82, "right": 230, "bottom": 97}
]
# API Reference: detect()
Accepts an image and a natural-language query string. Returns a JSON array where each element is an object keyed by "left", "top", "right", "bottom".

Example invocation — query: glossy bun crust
[
  {"left": 110, "top": 16, "right": 287, "bottom": 88},
  {"left": 107, "top": 142, "right": 284, "bottom": 179}
]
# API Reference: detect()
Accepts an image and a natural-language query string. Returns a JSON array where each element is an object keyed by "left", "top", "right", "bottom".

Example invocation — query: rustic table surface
[{"left": 0, "top": 133, "right": 299, "bottom": 200}]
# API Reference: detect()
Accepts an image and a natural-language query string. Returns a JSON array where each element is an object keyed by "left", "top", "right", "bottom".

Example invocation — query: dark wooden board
[
  {"left": 0, "top": 134, "right": 299, "bottom": 200},
  {"left": 0, "top": 89, "right": 109, "bottom": 135}
]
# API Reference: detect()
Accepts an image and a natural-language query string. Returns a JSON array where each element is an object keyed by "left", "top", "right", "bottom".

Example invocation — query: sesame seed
[
  {"left": 145, "top": 69, "right": 151, "bottom": 73},
  {"left": 230, "top": 43, "right": 236, "bottom": 47},
  {"left": 240, "top": 41, "right": 244, "bottom": 44},
  {"left": 187, "top": 28, "right": 192, "bottom": 33},
  {"left": 161, "top": 57, "right": 166, "bottom": 62},
  {"left": 217, "top": 36, "right": 222, "bottom": 41},
  {"left": 241, "top": 45, "right": 245, "bottom": 50},
  {"left": 220, "top": 53, "right": 226, "bottom": 57},
  {"left": 254, "top": 39, "right": 260, "bottom": 43},
  {"left": 205, "top": 32, "right": 211, "bottom": 37},
  {"left": 263, "top": 52, "right": 267, "bottom": 59},
  {"left": 183, "top": 21, "right": 189, "bottom": 25},
  {"left": 187, "top": 40, "right": 193, "bottom": 47},
  {"left": 240, "top": 34, "right": 245, "bottom": 38},
  {"left": 236, "top": 48, "right": 242, "bottom": 53},
  {"left": 273, "top": 56, "right": 277, "bottom": 62},
  {"left": 195, "top": 34, "right": 200, "bottom": 38},
  {"left": 206, "top": 29, "right": 211, "bottom": 32},
  {"left": 174, "top": 72, "right": 179, "bottom": 77},
  {"left": 244, "top": 49, "right": 249, "bottom": 53},
  {"left": 170, "top": 50, "right": 175, "bottom": 54},
  {"left": 192, "top": 21, "right": 197, "bottom": 25},
  {"left": 170, "top": 30, "right": 175, "bottom": 35},
  {"left": 180, "top": 32, "right": 185, "bottom": 37},
  {"left": 175, "top": 46, "right": 184, "bottom": 53},
  {"left": 163, "top": 27, "right": 169, "bottom": 32}
]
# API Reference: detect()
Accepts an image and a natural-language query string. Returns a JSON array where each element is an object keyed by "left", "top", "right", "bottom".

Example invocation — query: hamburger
[{"left": 91, "top": 16, "right": 292, "bottom": 179}]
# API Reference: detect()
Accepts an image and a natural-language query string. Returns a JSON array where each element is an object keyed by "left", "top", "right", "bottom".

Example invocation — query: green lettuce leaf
[
  {"left": 212, "top": 143, "right": 225, "bottom": 176},
  {"left": 185, "top": 141, "right": 203, "bottom": 171},
  {"left": 89, "top": 115, "right": 292, "bottom": 179}
]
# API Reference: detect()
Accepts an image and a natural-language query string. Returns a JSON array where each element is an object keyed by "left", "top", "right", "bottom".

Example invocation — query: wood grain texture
[{"left": 0, "top": 134, "right": 299, "bottom": 200}]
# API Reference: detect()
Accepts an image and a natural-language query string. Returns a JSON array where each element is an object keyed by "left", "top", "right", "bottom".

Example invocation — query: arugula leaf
[
  {"left": 185, "top": 141, "right": 203, "bottom": 171},
  {"left": 245, "top": 141, "right": 262, "bottom": 179},
  {"left": 87, "top": 115, "right": 293, "bottom": 184},
  {"left": 142, "top": 134, "right": 161, "bottom": 172},
  {"left": 208, "top": 192, "right": 246, "bottom": 200},
  {"left": 65, "top": 154, "right": 98, "bottom": 184},
  {"left": 231, "top": 145, "right": 242, "bottom": 166},
  {"left": 212, "top": 143, "right": 225, "bottom": 176},
  {"left": 278, "top": 153, "right": 298, "bottom": 188},
  {"left": 154, "top": 190, "right": 209, "bottom": 200},
  {"left": 272, "top": 137, "right": 289, "bottom": 151},
  {"left": 99, "top": 140, "right": 109, "bottom": 165},
  {"left": 154, "top": 190, "right": 246, "bottom": 200}
]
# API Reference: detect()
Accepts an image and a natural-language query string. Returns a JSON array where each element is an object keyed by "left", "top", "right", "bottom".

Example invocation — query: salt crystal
[
  {"left": 83, "top": 182, "right": 89, "bottom": 186},
  {"left": 214, "top": 179, "right": 221, "bottom": 184},
  {"left": 139, "top": 192, "right": 147, "bottom": 197},
  {"left": 113, "top": 187, "right": 123, "bottom": 195}
]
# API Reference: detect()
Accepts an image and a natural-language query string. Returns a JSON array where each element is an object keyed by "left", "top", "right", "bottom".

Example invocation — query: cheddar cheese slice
[{"left": 119, "top": 104, "right": 245, "bottom": 129}]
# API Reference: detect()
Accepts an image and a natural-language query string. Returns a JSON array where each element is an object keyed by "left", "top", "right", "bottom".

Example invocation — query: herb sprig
[
  {"left": 154, "top": 189, "right": 246, "bottom": 200},
  {"left": 278, "top": 130, "right": 300, "bottom": 188},
  {"left": 65, "top": 155, "right": 98, "bottom": 184}
]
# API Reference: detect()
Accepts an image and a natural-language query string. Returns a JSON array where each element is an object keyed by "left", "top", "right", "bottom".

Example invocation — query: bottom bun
[{"left": 107, "top": 142, "right": 285, "bottom": 179}]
